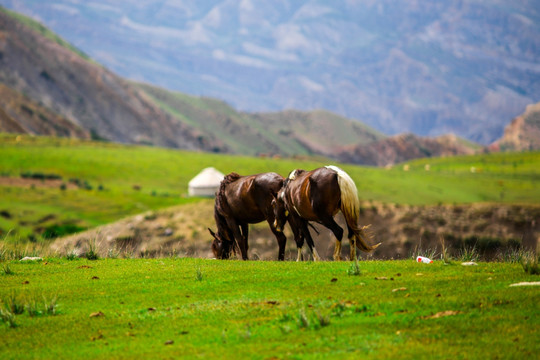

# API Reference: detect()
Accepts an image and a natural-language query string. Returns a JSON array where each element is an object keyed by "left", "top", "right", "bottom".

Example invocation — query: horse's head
[
  {"left": 208, "top": 228, "right": 234, "bottom": 259},
  {"left": 271, "top": 189, "right": 289, "bottom": 232}
]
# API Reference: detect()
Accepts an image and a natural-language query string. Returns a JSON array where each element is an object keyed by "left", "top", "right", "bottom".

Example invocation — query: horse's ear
[{"left": 208, "top": 228, "right": 216, "bottom": 238}]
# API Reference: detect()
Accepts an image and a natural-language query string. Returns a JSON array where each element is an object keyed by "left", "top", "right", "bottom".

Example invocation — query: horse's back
[
  {"left": 286, "top": 167, "right": 341, "bottom": 219},
  {"left": 253, "top": 172, "right": 284, "bottom": 194},
  {"left": 222, "top": 172, "right": 282, "bottom": 223}
]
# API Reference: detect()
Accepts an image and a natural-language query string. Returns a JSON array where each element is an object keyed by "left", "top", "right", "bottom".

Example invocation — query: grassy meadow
[
  {"left": 1, "top": 258, "right": 539, "bottom": 359},
  {"left": 1, "top": 134, "right": 539, "bottom": 358},
  {"left": 1, "top": 134, "right": 539, "bottom": 245}
]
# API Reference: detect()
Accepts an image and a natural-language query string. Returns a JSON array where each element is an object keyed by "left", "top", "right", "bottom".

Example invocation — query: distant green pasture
[{"left": 0, "top": 134, "right": 539, "bottom": 242}]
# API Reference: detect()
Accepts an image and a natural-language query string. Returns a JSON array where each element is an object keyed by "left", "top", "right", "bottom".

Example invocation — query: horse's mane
[{"left": 216, "top": 172, "right": 242, "bottom": 214}]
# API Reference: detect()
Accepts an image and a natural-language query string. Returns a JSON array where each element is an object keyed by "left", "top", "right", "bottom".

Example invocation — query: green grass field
[
  {"left": 0, "top": 258, "right": 538, "bottom": 359},
  {"left": 1, "top": 134, "right": 539, "bottom": 244}
]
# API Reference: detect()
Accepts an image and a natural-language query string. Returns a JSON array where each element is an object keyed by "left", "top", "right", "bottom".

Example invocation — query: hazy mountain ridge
[
  {"left": 0, "top": 7, "right": 537, "bottom": 167},
  {"left": 2, "top": 0, "right": 539, "bottom": 144}
]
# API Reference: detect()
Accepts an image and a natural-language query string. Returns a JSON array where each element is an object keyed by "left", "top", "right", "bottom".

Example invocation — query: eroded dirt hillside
[{"left": 50, "top": 200, "right": 539, "bottom": 261}]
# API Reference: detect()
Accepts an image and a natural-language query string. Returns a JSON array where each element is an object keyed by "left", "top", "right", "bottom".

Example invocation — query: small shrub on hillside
[
  {"left": 4, "top": 293, "right": 25, "bottom": 315},
  {"left": 25, "top": 299, "right": 41, "bottom": 317},
  {"left": 65, "top": 250, "right": 79, "bottom": 261},
  {"left": 69, "top": 178, "right": 93, "bottom": 190},
  {"left": 107, "top": 248, "right": 120, "bottom": 259},
  {"left": 42, "top": 224, "right": 85, "bottom": 239},
  {"left": 347, "top": 260, "right": 361, "bottom": 276},
  {"left": 296, "top": 309, "right": 309, "bottom": 329},
  {"left": 43, "top": 295, "right": 58, "bottom": 315},
  {"left": 196, "top": 267, "right": 203, "bottom": 281},
  {"left": 521, "top": 253, "right": 540, "bottom": 275},
  {"left": 458, "top": 246, "right": 478, "bottom": 262},
  {"left": 0, "top": 308, "right": 17, "bottom": 328},
  {"left": 20, "top": 172, "right": 62, "bottom": 181},
  {"left": 314, "top": 311, "right": 331, "bottom": 328},
  {"left": 85, "top": 239, "right": 99, "bottom": 260},
  {"left": 2, "top": 263, "right": 14, "bottom": 275}
]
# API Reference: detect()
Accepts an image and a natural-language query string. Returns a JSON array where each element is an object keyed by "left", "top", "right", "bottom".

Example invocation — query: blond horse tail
[{"left": 325, "top": 165, "right": 380, "bottom": 252}]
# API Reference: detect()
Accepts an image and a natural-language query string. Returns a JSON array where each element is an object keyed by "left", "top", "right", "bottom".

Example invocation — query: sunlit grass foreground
[{"left": 1, "top": 257, "right": 538, "bottom": 359}]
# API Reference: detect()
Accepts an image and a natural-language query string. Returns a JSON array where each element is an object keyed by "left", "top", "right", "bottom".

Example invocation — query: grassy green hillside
[
  {"left": 0, "top": 6, "right": 91, "bottom": 62},
  {"left": 0, "top": 258, "right": 538, "bottom": 359},
  {"left": 0, "top": 134, "right": 539, "bottom": 243},
  {"left": 136, "top": 83, "right": 384, "bottom": 156}
]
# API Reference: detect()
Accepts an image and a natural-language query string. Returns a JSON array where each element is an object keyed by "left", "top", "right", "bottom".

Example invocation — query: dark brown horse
[
  {"left": 209, "top": 172, "right": 287, "bottom": 260},
  {"left": 273, "top": 165, "right": 380, "bottom": 261}
]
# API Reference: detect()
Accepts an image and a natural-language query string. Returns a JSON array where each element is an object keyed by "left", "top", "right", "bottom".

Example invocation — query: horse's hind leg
[
  {"left": 319, "top": 216, "right": 344, "bottom": 261},
  {"left": 347, "top": 225, "right": 357, "bottom": 261}
]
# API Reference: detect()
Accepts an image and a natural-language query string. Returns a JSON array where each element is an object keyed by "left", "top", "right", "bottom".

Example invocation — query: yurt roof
[{"left": 188, "top": 167, "right": 225, "bottom": 188}]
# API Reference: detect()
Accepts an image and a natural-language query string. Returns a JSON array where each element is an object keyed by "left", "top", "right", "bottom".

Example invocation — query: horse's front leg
[
  {"left": 268, "top": 220, "right": 287, "bottom": 261},
  {"left": 239, "top": 223, "right": 249, "bottom": 260},
  {"left": 300, "top": 221, "right": 321, "bottom": 261},
  {"left": 226, "top": 218, "right": 248, "bottom": 260},
  {"left": 286, "top": 215, "right": 306, "bottom": 261}
]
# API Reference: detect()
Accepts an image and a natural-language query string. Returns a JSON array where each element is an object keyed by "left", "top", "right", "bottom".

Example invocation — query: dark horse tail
[
  {"left": 326, "top": 166, "right": 381, "bottom": 252},
  {"left": 213, "top": 172, "right": 243, "bottom": 257}
]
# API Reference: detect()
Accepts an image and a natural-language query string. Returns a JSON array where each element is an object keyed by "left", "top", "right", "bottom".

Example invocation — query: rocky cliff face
[
  {"left": 335, "top": 133, "right": 479, "bottom": 167},
  {"left": 490, "top": 102, "right": 540, "bottom": 152}
]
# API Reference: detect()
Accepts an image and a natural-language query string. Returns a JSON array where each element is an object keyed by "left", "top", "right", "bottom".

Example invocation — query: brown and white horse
[
  {"left": 209, "top": 172, "right": 287, "bottom": 260},
  {"left": 273, "top": 165, "right": 380, "bottom": 261}
]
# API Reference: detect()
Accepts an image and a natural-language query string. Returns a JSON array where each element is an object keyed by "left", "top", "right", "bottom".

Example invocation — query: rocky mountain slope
[
  {"left": 135, "top": 83, "right": 385, "bottom": 157},
  {"left": 337, "top": 133, "right": 481, "bottom": 167},
  {"left": 3, "top": 0, "right": 539, "bottom": 144},
  {"left": 1, "top": 8, "right": 484, "bottom": 165},
  {"left": 490, "top": 101, "right": 540, "bottom": 152},
  {"left": 0, "top": 8, "right": 219, "bottom": 151},
  {"left": 0, "top": 84, "right": 89, "bottom": 138},
  {"left": 2, "top": 7, "right": 538, "bottom": 167}
]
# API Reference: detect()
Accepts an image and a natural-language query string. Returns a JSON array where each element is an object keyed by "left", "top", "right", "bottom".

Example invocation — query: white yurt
[{"left": 188, "top": 167, "right": 225, "bottom": 197}]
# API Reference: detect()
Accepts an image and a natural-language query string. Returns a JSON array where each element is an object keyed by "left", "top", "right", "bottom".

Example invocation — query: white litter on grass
[
  {"left": 509, "top": 282, "right": 540, "bottom": 287},
  {"left": 417, "top": 256, "right": 433, "bottom": 264},
  {"left": 461, "top": 261, "right": 478, "bottom": 266},
  {"left": 20, "top": 257, "right": 43, "bottom": 262}
]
